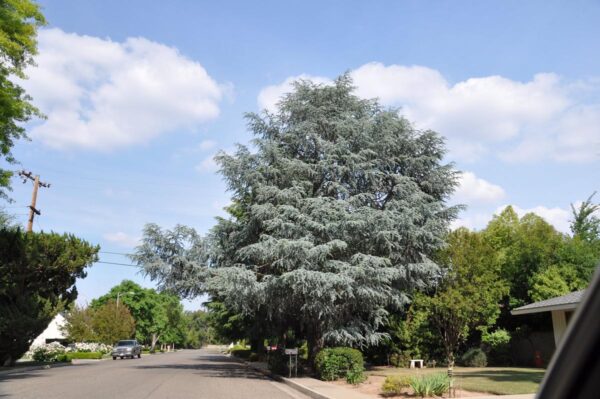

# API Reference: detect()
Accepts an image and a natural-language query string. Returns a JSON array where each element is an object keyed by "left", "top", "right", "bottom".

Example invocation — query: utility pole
[{"left": 18, "top": 170, "right": 50, "bottom": 233}]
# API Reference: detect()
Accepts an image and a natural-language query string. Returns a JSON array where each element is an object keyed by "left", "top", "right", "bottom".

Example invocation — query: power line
[
  {"left": 96, "top": 260, "right": 141, "bottom": 268},
  {"left": 99, "top": 251, "right": 132, "bottom": 256},
  {"left": 31, "top": 166, "right": 199, "bottom": 189}
]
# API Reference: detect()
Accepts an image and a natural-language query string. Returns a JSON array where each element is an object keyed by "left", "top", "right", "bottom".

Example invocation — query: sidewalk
[
  {"left": 0, "top": 362, "right": 72, "bottom": 376},
  {"left": 469, "top": 396, "right": 534, "bottom": 399}
]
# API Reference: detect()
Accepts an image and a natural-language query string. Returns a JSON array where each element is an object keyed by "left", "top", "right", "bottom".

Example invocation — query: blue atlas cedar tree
[{"left": 132, "top": 75, "right": 461, "bottom": 362}]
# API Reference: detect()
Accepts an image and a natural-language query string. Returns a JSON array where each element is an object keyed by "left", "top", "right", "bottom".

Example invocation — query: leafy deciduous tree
[
  {"left": 0, "top": 0, "right": 46, "bottom": 200},
  {"left": 416, "top": 228, "right": 508, "bottom": 366}
]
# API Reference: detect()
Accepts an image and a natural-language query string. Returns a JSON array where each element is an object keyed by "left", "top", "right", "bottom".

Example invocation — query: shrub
[
  {"left": 389, "top": 352, "right": 411, "bottom": 368},
  {"left": 66, "top": 352, "right": 103, "bottom": 360},
  {"left": 381, "top": 375, "right": 412, "bottom": 396},
  {"left": 460, "top": 348, "right": 487, "bottom": 367},
  {"left": 31, "top": 342, "right": 67, "bottom": 362},
  {"left": 315, "top": 347, "right": 365, "bottom": 385},
  {"left": 66, "top": 342, "right": 112, "bottom": 354},
  {"left": 231, "top": 349, "right": 252, "bottom": 359},
  {"left": 482, "top": 329, "right": 511, "bottom": 365},
  {"left": 410, "top": 373, "right": 450, "bottom": 397},
  {"left": 248, "top": 352, "right": 259, "bottom": 362},
  {"left": 267, "top": 350, "right": 288, "bottom": 375}
]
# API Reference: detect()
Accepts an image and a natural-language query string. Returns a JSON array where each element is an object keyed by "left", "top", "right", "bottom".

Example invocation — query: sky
[{"left": 4, "top": 0, "right": 600, "bottom": 310}]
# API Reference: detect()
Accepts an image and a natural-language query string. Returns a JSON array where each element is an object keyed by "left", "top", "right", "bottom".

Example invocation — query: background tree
[
  {"left": 133, "top": 75, "right": 460, "bottom": 363},
  {"left": 0, "top": 0, "right": 46, "bottom": 200},
  {"left": 91, "top": 280, "right": 186, "bottom": 350},
  {"left": 483, "top": 207, "right": 565, "bottom": 307},
  {"left": 91, "top": 300, "right": 136, "bottom": 344},
  {"left": 570, "top": 192, "right": 600, "bottom": 242},
  {"left": 0, "top": 228, "right": 98, "bottom": 365},
  {"left": 62, "top": 304, "right": 95, "bottom": 342},
  {"left": 415, "top": 228, "right": 508, "bottom": 366},
  {"left": 183, "top": 310, "right": 214, "bottom": 348}
]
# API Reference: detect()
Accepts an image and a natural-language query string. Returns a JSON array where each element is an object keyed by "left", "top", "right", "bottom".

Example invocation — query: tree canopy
[
  {"left": 133, "top": 75, "right": 460, "bottom": 361},
  {"left": 0, "top": 227, "right": 98, "bottom": 365},
  {"left": 64, "top": 301, "right": 136, "bottom": 344},
  {"left": 0, "top": 0, "right": 46, "bottom": 200},
  {"left": 91, "top": 280, "right": 185, "bottom": 348}
]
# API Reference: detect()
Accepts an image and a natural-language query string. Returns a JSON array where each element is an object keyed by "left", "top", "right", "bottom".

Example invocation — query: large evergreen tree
[
  {"left": 133, "top": 76, "right": 460, "bottom": 362},
  {"left": 0, "top": 228, "right": 98, "bottom": 365}
]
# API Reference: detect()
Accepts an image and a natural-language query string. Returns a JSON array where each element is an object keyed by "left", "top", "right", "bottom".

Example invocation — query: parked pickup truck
[{"left": 111, "top": 340, "right": 142, "bottom": 360}]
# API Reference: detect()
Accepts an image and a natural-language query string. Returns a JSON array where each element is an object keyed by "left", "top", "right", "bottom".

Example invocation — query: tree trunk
[
  {"left": 307, "top": 325, "right": 324, "bottom": 368},
  {"left": 150, "top": 333, "right": 160, "bottom": 352},
  {"left": 250, "top": 337, "right": 264, "bottom": 356}
]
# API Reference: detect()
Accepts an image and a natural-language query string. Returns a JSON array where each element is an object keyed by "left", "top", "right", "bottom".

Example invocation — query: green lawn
[{"left": 368, "top": 366, "right": 546, "bottom": 395}]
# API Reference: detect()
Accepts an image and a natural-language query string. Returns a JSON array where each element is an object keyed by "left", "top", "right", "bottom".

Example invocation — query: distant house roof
[{"left": 511, "top": 290, "right": 586, "bottom": 315}]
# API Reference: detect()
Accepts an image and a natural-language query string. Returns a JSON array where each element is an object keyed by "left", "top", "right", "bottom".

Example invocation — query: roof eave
[{"left": 511, "top": 302, "right": 579, "bottom": 315}]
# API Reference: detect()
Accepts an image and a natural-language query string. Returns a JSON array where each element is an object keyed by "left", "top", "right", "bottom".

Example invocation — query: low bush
[
  {"left": 460, "top": 348, "right": 487, "bottom": 367},
  {"left": 410, "top": 373, "right": 450, "bottom": 398},
  {"left": 231, "top": 349, "right": 252, "bottom": 359},
  {"left": 267, "top": 350, "right": 288, "bottom": 375},
  {"left": 248, "top": 352, "right": 259, "bottom": 362},
  {"left": 315, "top": 347, "right": 365, "bottom": 385},
  {"left": 66, "top": 352, "right": 103, "bottom": 360},
  {"left": 389, "top": 352, "right": 411, "bottom": 368},
  {"left": 381, "top": 375, "right": 412, "bottom": 396},
  {"left": 66, "top": 342, "right": 113, "bottom": 354},
  {"left": 30, "top": 342, "right": 67, "bottom": 362}
]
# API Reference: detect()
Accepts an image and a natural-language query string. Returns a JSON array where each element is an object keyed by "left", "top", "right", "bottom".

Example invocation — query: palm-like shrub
[{"left": 410, "top": 373, "right": 450, "bottom": 397}]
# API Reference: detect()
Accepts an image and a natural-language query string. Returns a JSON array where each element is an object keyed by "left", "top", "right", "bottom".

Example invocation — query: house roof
[{"left": 511, "top": 290, "right": 586, "bottom": 315}]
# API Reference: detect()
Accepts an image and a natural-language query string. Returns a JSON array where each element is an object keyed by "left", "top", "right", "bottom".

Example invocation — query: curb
[
  {"left": 237, "top": 357, "right": 331, "bottom": 399},
  {"left": 0, "top": 362, "right": 73, "bottom": 376}
]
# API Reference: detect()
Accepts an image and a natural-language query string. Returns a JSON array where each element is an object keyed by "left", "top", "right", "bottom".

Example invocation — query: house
[
  {"left": 511, "top": 290, "right": 585, "bottom": 347},
  {"left": 30, "top": 313, "right": 68, "bottom": 347}
]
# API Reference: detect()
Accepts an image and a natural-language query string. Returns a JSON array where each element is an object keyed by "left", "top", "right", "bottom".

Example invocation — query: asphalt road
[{"left": 0, "top": 349, "right": 310, "bottom": 399}]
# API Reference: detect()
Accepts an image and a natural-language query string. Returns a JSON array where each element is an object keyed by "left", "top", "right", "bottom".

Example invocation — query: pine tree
[{"left": 133, "top": 75, "right": 460, "bottom": 362}]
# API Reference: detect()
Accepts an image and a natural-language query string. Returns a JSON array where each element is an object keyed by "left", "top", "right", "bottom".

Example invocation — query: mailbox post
[{"left": 284, "top": 348, "right": 298, "bottom": 378}]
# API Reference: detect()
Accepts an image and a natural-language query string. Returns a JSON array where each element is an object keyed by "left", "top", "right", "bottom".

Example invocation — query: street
[{"left": 0, "top": 349, "right": 309, "bottom": 399}]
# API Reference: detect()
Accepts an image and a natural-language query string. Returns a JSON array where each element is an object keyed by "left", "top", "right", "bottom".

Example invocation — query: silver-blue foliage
[{"left": 132, "top": 75, "right": 461, "bottom": 354}]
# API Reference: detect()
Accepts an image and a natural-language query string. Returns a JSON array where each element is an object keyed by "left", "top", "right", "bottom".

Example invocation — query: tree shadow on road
[{"left": 134, "top": 355, "right": 269, "bottom": 380}]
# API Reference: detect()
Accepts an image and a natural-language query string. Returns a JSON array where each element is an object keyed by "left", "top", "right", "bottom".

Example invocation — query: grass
[{"left": 368, "top": 366, "right": 546, "bottom": 395}]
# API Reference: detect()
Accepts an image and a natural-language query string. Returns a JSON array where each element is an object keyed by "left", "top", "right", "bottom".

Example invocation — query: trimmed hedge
[
  {"left": 315, "top": 347, "right": 365, "bottom": 384},
  {"left": 66, "top": 352, "right": 103, "bottom": 360}
]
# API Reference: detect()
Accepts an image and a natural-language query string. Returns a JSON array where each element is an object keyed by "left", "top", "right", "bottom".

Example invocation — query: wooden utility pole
[{"left": 18, "top": 170, "right": 50, "bottom": 233}]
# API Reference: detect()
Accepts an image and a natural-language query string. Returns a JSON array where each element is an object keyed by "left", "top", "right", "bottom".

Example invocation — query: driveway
[{"left": 0, "top": 349, "right": 309, "bottom": 399}]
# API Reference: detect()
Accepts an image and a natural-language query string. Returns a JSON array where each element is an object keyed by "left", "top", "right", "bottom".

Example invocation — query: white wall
[
  {"left": 31, "top": 314, "right": 67, "bottom": 346},
  {"left": 551, "top": 310, "right": 567, "bottom": 346}
]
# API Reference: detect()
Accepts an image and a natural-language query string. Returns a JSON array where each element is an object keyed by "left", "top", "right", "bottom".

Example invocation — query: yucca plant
[{"left": 410, "top": 373, "right": 450, "bottom": 397}]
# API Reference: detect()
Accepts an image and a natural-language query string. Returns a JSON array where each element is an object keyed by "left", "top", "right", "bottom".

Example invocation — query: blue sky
[{"left": 4, "top": 0, "right": 600, "bottom": 309}]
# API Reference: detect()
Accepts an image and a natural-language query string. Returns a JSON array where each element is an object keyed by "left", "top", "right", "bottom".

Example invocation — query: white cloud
[
  {"left": 259, "top": 63, "right": 600, "bottom": 163},
  {"left": 21, "top": 28, "right": 225, "bottom": 150},
  {"left": 453, "top": 172, "right": 505, "bottom": 204},
  {"left": 103, "top": 231, "right": 140, "bottom": 248},
  {"left": 195, "top": 154, "right": 218, "bottom": 173},
  {"left": 198, "top": 139, "right": 217, "bottom": 151},
  {"left": 258, "top": 74, "right": 331, "bottom": 112}
]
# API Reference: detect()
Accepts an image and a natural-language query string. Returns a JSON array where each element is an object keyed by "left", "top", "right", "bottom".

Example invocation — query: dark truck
[{"left": 111, "top": 340, "right": 142, "bottom": 360}]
